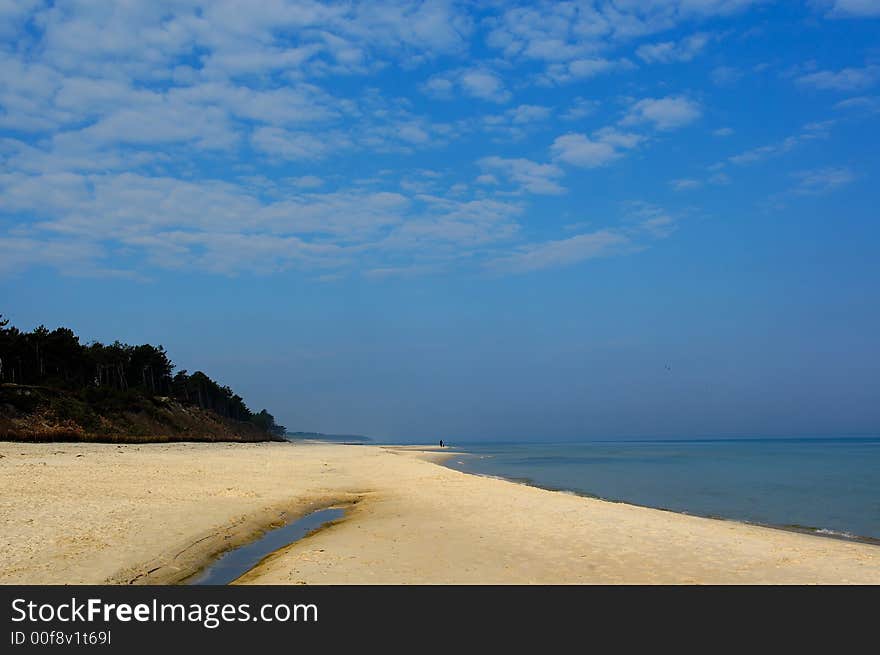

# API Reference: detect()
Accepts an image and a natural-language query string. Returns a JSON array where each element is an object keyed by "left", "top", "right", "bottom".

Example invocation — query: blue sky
[{"left": 1, "top": 1, "right": 879, "bottom": 440}]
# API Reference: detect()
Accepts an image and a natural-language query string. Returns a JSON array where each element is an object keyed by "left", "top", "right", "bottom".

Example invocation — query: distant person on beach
[{"left": 439, "top": 440, "right": 444, "bottom": 448}]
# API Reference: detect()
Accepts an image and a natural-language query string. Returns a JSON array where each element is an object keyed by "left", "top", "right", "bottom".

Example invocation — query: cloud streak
[{"left": 1, "top": 0, "right": 863, "bottom": 282}]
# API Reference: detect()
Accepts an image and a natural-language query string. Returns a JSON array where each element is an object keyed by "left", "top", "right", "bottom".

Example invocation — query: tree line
[{"left": 0, "top": 315, "right": 285, "bottom": 436}]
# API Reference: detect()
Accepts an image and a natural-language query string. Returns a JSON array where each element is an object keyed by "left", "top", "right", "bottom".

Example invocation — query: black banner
[{"left": 1, "top": 585, "right": 874, "bottom": 651}]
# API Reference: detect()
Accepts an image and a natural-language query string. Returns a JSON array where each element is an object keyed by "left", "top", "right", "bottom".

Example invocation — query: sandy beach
[{"left": 1, "top": 440, "right": 878, "bottom": 585}]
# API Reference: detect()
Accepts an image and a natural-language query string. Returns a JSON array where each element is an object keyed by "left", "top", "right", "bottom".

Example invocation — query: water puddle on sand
[{"left": 188, "top": 507, "right": 345, "bottom": 585}]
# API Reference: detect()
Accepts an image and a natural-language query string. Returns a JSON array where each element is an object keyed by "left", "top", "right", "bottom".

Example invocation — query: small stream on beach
[{"left": 188, "top": 507, "right": 345, "bottom": 585}]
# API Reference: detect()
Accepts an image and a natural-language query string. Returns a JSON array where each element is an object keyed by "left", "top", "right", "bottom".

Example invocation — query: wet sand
[{"left": 1, "top": 440, "right": 878, "bottom": 584}]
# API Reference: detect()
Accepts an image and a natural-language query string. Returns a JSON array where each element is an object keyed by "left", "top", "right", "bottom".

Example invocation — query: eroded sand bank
[{"left": 1, "top": 441, "right": 878, "bottom": 584}]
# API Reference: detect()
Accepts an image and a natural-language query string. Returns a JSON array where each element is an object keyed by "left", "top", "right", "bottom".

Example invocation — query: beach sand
[{"left": 1, "top": 440, "right": 877, "bottom": 584}]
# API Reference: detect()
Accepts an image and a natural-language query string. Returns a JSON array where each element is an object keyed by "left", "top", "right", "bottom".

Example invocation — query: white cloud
[
  {"left": 83, "top": 102, "right": 238, "bottom": 151},
  {"left": 290, "top": 175, "right": 325, "bottom": 189},
  {"left": 551, "top": 134, "right": 622, "bottom": 168},
  {"left": 761, "top": 166, "right": 857, "bottom": 210},
  {"left": 421, "top": 76, "right": 455, "bottom": 98},
  {"left": 593, "top": 127, "right": 644, "bottom": 149},
  {"left": 175, "top": 83, "right": 340, "bottom": 126},
  {"left": 0, "top": 0, "right": 40, "bottom": 40},
  {"left": 460, "top": 69, "right": 510, "bottom": 103},
  {"left": 814, "top": 1, "right": 880, "bottom": 18},
  {"left": 637, "top": 32, "right": 711, "bottom": 64},
  {"left": 711, "top": 66, "right": 743, "bottom": 86},
  {"left": 561, "top": 98, "right": 599, "bottom": 121},
  {"left": 480, "top": 105, "right": 553, "bottom": 141},
  {"left": 251, "top": 127, "right": 352, "bottom": 160},
  {"left": 671, "top": 178, "right": 703, "bottom": 191},
  {"left": 636, "top": 216, "right": 676, "bottom": 239},
  {"left": 726, "top": 121, "right": 833, "bottom": 165},
  {"left": 0, "top": 1, "right": 715, "bottom": 280},
  {"left": 488, "top": 202, "right": 678, "bottom": 273},
  {"left": 479, "top": 157, "right": 566, "bottom": 195},
  {"left": 550, "top": 128, "right": 643, "bottom": 168},
  {"left": 0, "top": 170, "right": 533, "bottom": 276},
  {"left": 506, "top": 104, "right": 553, "bottom": 124},
  {"left": 423, "top": 67, "right": 511, "bottom": 103},
  {"left": 486, "top": 202, "right": 677, "bottom": 274},
  {"left": 669, "top": 170, "right": 730, "bottom": 189},
  {"left": 486, "top": 1, "right": 760, "bottom": 62},
  {"left": 396, "top": 123, "right": 431, "bottom": 144},
  {"left": 791, "top": 167, "right": 855, "bottom": 194},
  {"left": 713, "top": 126, "right": 735, "bottom": 136},
  {"left": 489, "top": 230, "right": 631, "bottom": 274},
  {"left": 622, "top": 96, "right": 702, "bottom": 131},
  {"left": 484, "top": 2, "right": 762, "bottom": 87},
  {"left": 834, "top": 95, "right": 880, "bottom": 113},
  {"left": 797, "top": 65, "right": 880, "bottom": 91},
  {"left": 541, "top": 58, "right": 634, "bottom": 84},
  {"left": 27, "top": 0, "right": 473, "bottom": 81},
  {"left": 0, "top": 54, "right": 68, "bottom": 132},
  {"left": 623, "top": 201, "right": 680, "bottom": 239}
]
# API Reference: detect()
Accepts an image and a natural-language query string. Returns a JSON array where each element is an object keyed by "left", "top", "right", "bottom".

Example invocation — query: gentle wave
[{"left": 444, "top": 438, "right": 880, "bottom": 542}]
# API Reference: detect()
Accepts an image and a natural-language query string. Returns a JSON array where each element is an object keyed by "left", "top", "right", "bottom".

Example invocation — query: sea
[{"left": 440, "top": 437, "right": 880, "bottom": 542}]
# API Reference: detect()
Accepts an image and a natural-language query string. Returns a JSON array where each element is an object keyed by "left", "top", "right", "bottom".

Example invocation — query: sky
[{"left": 1, "top": 1, "right": 879, "bottom": 441}]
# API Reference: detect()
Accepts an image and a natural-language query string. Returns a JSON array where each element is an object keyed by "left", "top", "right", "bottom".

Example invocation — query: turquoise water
[{"left": 443, "top": 438, "right": 880, "bottom": 541}]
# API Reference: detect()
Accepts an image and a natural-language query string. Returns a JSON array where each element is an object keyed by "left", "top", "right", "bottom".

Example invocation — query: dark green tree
[{"left": 0, "top": 316, "right": 281, "bottom": 435}]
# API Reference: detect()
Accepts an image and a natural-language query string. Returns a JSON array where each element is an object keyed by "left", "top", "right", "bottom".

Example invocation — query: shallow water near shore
[
  {"left": 443, "top": 437, "right": 880, "bottom": 541},
  {"left": 188, "top": 507, "right": 345, "bottom": 585}
]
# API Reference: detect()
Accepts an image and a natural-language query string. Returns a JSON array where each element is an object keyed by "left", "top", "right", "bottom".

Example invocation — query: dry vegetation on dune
[{"left": 0, "top": 384, "right": 280, "bottom": 443}]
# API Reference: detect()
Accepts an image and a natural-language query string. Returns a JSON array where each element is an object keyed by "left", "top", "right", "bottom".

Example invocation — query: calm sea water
[{"left": 443, "top": 438, "right": 880, "bottom": 541}]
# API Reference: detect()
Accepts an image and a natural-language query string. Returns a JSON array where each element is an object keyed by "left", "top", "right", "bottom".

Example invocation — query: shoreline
[
  {"left": 446, "top": 463, "right": 880, "bottom": 549},
  {"left": 439, "top": 449, "right": 880, "bottom": 548},
  {"left": 2, "top": 440, "right": 879, "bottom": 584}
]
